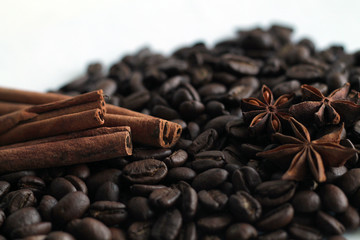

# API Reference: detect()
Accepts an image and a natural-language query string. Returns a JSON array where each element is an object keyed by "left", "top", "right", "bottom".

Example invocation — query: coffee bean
[
  {"left": 3, "top": 207, "right": 41, "bottom": 236},
  {"left": 197, "top": 213, "right": 232, "bottom": 232},
  {"left": 11, "top": 222, "right": 52, "bottom": 239},
  {"left": 123, "top": 159, "right": 168, "bottom": 184},
  {"left": 337, "top": 206, "right": 360, "bottom": 230},
  {"left": 198, "top": 189, "right": 228, "bottom": 211},
  {"left": 131, "top": 148, "right": 172, "bottom": 160},
  {"left": 191, "top": 159, "right": 225, "bottom": 172},
  {"left": 328, "top": 236, "right": 347, "bottom": 240},
  {"left": 232, "top": 167, "right": 262, "bottom": 193},
  {"left": 179, "top": 100, "right": 205, "bottom": 120},
  {"left": 0, "top": 171, "right": 36, "bottom": 184},
  {"left": 177, "top": 181, "right": 198, "bottom": 220},
  {"left": 204, "top": 116, "right": 240, "bottom": 135},
  {"left": 288, "top": 223, "right": 322, "bottom": 240},
  {"left": 0, "top": 210, "right": 5, "bottom": 228},
  {"left": 64, "top": 175, "right": 88, "bottom": 195},
  {"left": 6, "top": 189, "right": 37, "bottom": 213},
  {"left": 291, "top": 190, "right": 320, "bottom": 213},
  {"left": 256, "top": 203, "right": 294, "bottom": 231},
  {"left": 66, "top": 217, "right": 111, "bottom": 240},
  {"left": 258, "top": 230, "right": 288, "bottom": 240},
  {"left": 326, "top": 166, "right": 348, "bottom": 183},
  {"left": 130, "top": 184, "right": 167, "bottom": 196},
  {"left": 45, "top": 231, "right": 75, "bottom": 240},
  {"left": 336, "top": 169, "right": 360, "bottom": 195},
  {"left": 128, "top": 221, "right": 152, "bottom": 240},
  {"left": 152, "top": 105, "right": 180, "bottom": 120},
  {"left": 177, "top": 222, "right": 197, "bottom": 240},
  {"left": 286, "top": 64, "right": 324, "bottom": 80},
  {"left": 86, "top": 168, "right": 122, "bottom": 195},
  {"left": 229, "top": 191, "right": 261, "bottom": 222},
  {"left": 254, "top": 180, "right": 296, "bottom": 207},
  {"left": 52, "top": 191, "right": 90, "bottom": 225},
  {"left": 128, "top": 197, "right": 154, "bottom": 221},
  {"left": 192, "top": 168, "right": 229, "bottom": 191},
  {"left": 89, "top": 201, "right": 127, "bottom": 226},
  {"left": 49, "top": 178, "right": 77, "bottom": 200},
  {"left": 319, "top": 184, "right": 348, "bottom": 213},
  {"left": 66, "top": 164, "right": 90, "bottom": 179},
  {"left": 0, "top": 181, "right": 10, "bottom": 200},
  {"left": 38, "top": 195, "right": 58, "bottom": 221},
  {"left": 149, "top": 187, "right": 181, "bottom": 208},
  {"left": 188, "top": 129, "right": 218, "bottom": 155},
  {"left": 151, "top": 209, "right": 182, "bottom": 240},
  {"left": 94, "top": 181, "right": 120, "bottom": 202},
  {"left": 167, "top": 167, "right": 196, "bottom": 182},
  {"left": 164, "top": 149, "right": 188, "bottom": 168},
  {"left": 316, "top": 211, "right": 345, "bottom": 235},
  {"left": 18, "top": 176, "right": 46, "bottom": 196},
  {"left": 225, "top": 223, "right": 257, "bottom": 240}
]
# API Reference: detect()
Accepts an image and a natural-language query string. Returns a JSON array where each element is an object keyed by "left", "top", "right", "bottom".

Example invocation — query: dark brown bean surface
[{"left": 123, "top": 159, "right": 168, "bottom": 184}]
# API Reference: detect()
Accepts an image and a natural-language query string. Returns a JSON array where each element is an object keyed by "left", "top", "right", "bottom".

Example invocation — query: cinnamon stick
[
  {"left": 0, "top": 101, "right": 31, "bottom": 115},
  {"left": 104, "top": 114, "right": 182, "bottom": 148},
  {"left": 0, "top": 128, "right": 132, "bottom": 173}
]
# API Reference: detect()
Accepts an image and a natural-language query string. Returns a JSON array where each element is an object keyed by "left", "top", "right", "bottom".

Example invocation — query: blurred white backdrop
[{"left": 1, "top": 0, "right": 360, "bottom": 93}]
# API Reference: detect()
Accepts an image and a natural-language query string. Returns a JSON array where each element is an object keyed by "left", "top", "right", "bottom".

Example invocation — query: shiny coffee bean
[
  {"left": 38, "top": 195, "right": 58, "bottom": 221},
  {"left": 18, "top": 176, "right": 46, "bottom": 196},
  {"left": 131, "top": 148, "right": 172, "bottom": 160},
  {"left": 164, "top": 149, "right": 188, "bottom": 168},
  {"left": 337, "top": 206, "right": 360, "bottom": 230},
  {"left": 291, "top": 190, "right": 320, "bottom": 213},
  {"left": 198, "top": 189, "right": 228, "bottom": 211},
  {"left": 110, "top": 228, "right": 127, "bottom": 240},
  {"left": 225, "top": 223, "right": 257, "bottom": 240},
  {"left": 45, "top": 231, "right": 75, "bottom": 240},
  {"left": 89, "top": 201, "right": 127, "bottom": 226},
  {"left": 128, "top": 197, "right": 154, "bottom": 221},
  {"left": 6, "top": 189, "right": 37, "bottom": 213},
  {"left": 66, "top": 164, "right": 90, "bottom": 179},
  {"left": 94, "top": 181, "right": 120, "bottom": 202},
  {"left": 197, "top": 213, "right": 232, "bottom": 232},
  {"left": 232, "top": 167, "right": 262, "bottom": 193},
  {"left": 177, "top": 181, "right": 198, "bottom": 220},
  {"left": 188, "top": 129, "right": 218, "bottom": 155},
  {"left": 49, "top": 177, "right": 77, "bottom": 200},
  {"left": 258, "top": 230, "right": 288, "bottom": 240},
  {"left": 229, "top": 191, "right": 261, "bottom": 222},
  {"left": 123, "top": 159, "right": 168, "bottom": 184},
  {"left": 254, "top": 180, "right": 296, "bottom": 207},
  {"left": 128, "top": 221, "right": 152, "bottom": 240},
  {"left": 151, "top": 209, "right": 182, "bottom": 240},
  {"left": 256, "top": 203, "right": 294, "bottom": 231},
  {"left": 11, "top": 222, "right": 52, "bottom": 239},
  {"left": 3, "top": 207, "right": 41, "bottom": 235},
  {"left": 288, "top": 223, "right": 322, "bottom": 240},
  {"left": 64, "top": 175, "right": 88, "bottom": 195},
  {"left": 319, "top": 184, "right": 348, "bottom": 213},
  {"left": 0, "top": 181, "right": 10, "bottom": 199},
  {"left": 86, "top": 169, "right": 122, "bottom": 195},
  {"left": 336, "top": 168, "right": 360, "bottom": 195},
  {"left": 167, "top": 167, "right": 196, "bottom": 182},
  {"left": 316, "top": 211, "right": 345, "bottom": 235},
  {"left": 130, "top": 184, "right": 167, "bottom": 196},
  {"left": 149, "top": 187, "right": 181, "bottom": 208},
  {"left": 177, "top": 222, "right": 197, "bottom": 240},
  {"left": 192, "top": 168, "right": 229, "bottom": 191},
  {"left": 66, "top": 217, "right": 111, "bottom": 240}
]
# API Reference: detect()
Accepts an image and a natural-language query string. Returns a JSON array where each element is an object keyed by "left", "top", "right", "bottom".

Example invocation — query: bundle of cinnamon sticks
[{"left": 0, "top": 87, "right": 182, "bottom": 173}]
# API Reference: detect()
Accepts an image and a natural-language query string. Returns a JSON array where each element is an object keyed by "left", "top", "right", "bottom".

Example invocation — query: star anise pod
[
  {"left": 241, "top": 85, "right": 294, "bottom": 134},
  {"left": 289, "top": 83, "right": 360, "bottom": 125},
  {"left": 256, "top": 117, "right": 357, "bottom": 182}
]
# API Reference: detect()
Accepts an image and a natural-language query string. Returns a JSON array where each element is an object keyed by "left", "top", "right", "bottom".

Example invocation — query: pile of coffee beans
[{"left": 1, "top": 24, "right": 360, "bottom": 240}]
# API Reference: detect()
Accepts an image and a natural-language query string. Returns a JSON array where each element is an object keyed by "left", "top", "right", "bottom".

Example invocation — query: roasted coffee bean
[
  {"left": 206, "top": 101, "right": 228, "bottom": 117},
  {"left": 197, "top": 213, "right": 232, "bottom": 232},
  {"left": 198, "top": 83, "right": 227, "bottom": 97},
  {"left": 149, "top": 187, "right": 181, "bottom": 208},
  {"left": 152, "top": 105, "right": 180, "bottom": 120},
  {"left": 198, "top": 189, "right": 228, "bottom": 211},
  {"left": 172, "top": 88, "right": 195, "bottom": 107},
  {"left": 232, "top": 167, "right": 262, "bottom": 193},
  {"left": 204, "top": 116, "right": 240, "bottom": 135},
  {"left": 177, "top": 222, "right": 197, "bottom": 240},
  {"left": 11, "top": 222, "right": 52, "bottom": 239},
  {"left": 128, "top": 221, "right": 152, "bottom": 240},
  {"left": 0, "top": 210, "right": 5, "bottom": 228},
  {"left": 66, "top": 217, "right": 111, "bottom": 240},
  {"left": 337, "top": 206, "right": 360, "bottom": 230},
  {"left": 164, "top": 149, "right": 188, "bottom": 168},
  {"left": 66, "top": 164, "right": 90, "bottom": 179},
  {"left": 109, "top": 228, "right": 127, "bottom": 240},
  {"left": 3, "top": 207, "right": 41, "bottom": 235},
  {"left": 319, "top": 184, "right": 348, "bottom": 213},
  {"left": 288, "top": 223, "right": 322, "bottom": 240},
  {"left": 316, "top": 211, "right": 345, "bottom": 235},
  {"left": 177, "top": 181, "right": 198, "bottom": 219},
  {"left": 52, "top": 191, "right": 90, "bottom": 225},
  {"left": 191, "top": 159, "right": 225, "bottom": 172},
  {"left": 179, "top": 100, "right": 205, "bottom": 120},
  {"left": 167, "top": 167, "right": 196, "bottom": 182},
  {"left": 94, "top": 181, "right": 120, "bottom": 202},
  {"left": 38, "top": 195, "right": 58, "bottom": 221},
  {"left": 187, "top": 121, "right": 200, "bottom": 140},
  {"left": 192, "top": 168, "right": 229, "bottom": 191},
  {"left": 130, "top": 184, "right": 167, "bottom": 196},
  {"left": 254, "top": 180, "right": 296, "bottom": 207},
  {"left": 286, "top": 64, "right": 324, "bottom": 80},
  {"left": 128, "top": 197, "right": 154, "bottom": 221},
  {"left": 195, "top": 150, "right": 226, "bottom": 162},
  {"left": 89, "top": 201, "right": 127, "bottom": 226},
  {"left": 0, "top": 170, "right": 36, "bottom": 184},
  {"left": 123, "top": 90, "right": 151, "bottom": 110},
  {"left": 18, "top": 176, "right": 46, "bottom": 195},
  {"left": 45, "top": 231, "right": 75, "bottom": 240},
  {"left": 49, "top": 177, "right": 76, "bottom": 200},
  {"left": 258, "top": 230, "right": 287, "bottom": 240},
  {"left": 256, "top": 203, "right": 294, "bottom": 231},
  {"left": 225, "top": 223, "right": 257, "bottom": 240},
  {"left": 202, "top": 235, "right": 221, "bottom": 240},
  {"left": 131, "top": 148, "right": 172, "bottom": 160},
  {"left": 0, "top": 181, "right": 10, "bottom": 199},
  {"left": 64, "top": 175, "right": 88, "bottom": 195},
  {"left": 229, "top": 191, "right": 261, "bottom": 222},
  {"left": 123, "top": 159, "right": 168, "bottom": 184},
  {"left": 188, "top": 129, "right": 218, "bottom": 155},
  {"left": 86, "top": 168, "right": 122, "bottom": 195},
  {"left": 336, "top": 168, "right": 360, "bottom": 195},
  {"left": 291, "top": 190, "right": 320, "bottom": 213},
  {"left": 151, "top": 209, "right": 182, "bottom": 240},
  {"left": 326, "top": 166, "right": 348, "bottom": 183},
  {"left": 6, "top": 189, "right": 37, "bottom": 213}
]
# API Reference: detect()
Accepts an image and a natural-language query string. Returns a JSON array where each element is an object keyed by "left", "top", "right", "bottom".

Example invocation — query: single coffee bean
[
  {"left": 225, "top": 223, "right": 257, "bottom": 240},
  {"left": 206, "top": 101, "right": 228, "bottom": 117},
  {"left": 191, "top": 159, "right": 225, "bottom": 172},
  {"left": 179, "top": 100, "right": 205, "bottom": 120},
  {"left": 316, "top": 211, "right": 345, "bottom": 235},
  {"left": 288, "top": 223, "right": 322, "bottom": 240},
  {"left": 66, "top": 164, "right": 90, "bottom": 179},
  {"left": 130, "top": 184, "right": 167, "bottom": 196},
  {"left": 123, "top": 159, "right": 168, "bottom": 184},
  {"left": 0, "top": 170, "right": 36, "bottom": 184},
  {"left": 197, "top": 213, "right": 232, "bottom": 232},
  {"left": 3, "top": 207, "right": 41, "bottom": 235},
  {"left": 86, "top": 168, "right": 122, "bottom": 195},
  {"left": 0, "top": 181, "right": 10, "bottom": 199},
  {"left": 177, "top": 181, "right": 198, "bottom": 220},
  {"left": 128, "top": 221, "right": 152, "bottom": 240},
  {"left": 167, "top": 167, "right": 196, "bottom": 182},
  {"left": 164, "top": 149, "right": 188, "bottom": 168},
  {"left": 123, "top": 90, "right": 151, "bottom": 110},
  {"left": 177, "top": 222, "right": 197, "bottom": 240},
  {"left": 49, "top": 177, "right": 77, "bottom": 200},
  {"left": 109, "top": 228, "right": 127, "bottom": 240},
  {"left": 336, "top": 168, "right": 360, "bottom": 195},
  {"left": 192, "top": 168, "right": 229, "bottom": 191},
  {"left": 89, "top": 201, "right": 127, "bottom": 226},
  {"left": 66, "top": 217, "right": 111, "bottom": 240},
  {"left": 291, "top": 190, "right": 320, "bottom": 213},
  {"left": 198, "top": 189, "right": 228, "bottom": 211},
  {"left": 204, "top": 116, "right": 240, "bottom": 135},
  {"left": 128, "top": 197, "right": 154, "bottom": 221},
  {"left": 254, "top": 180, "right": 296, "bottom": 207},
  {"left": 326, "top": 166, "right": 348, "bottom": 183},
  {"left": 337, "top": 206, "right": 360, "bottom": 230},
  {"left": 131, "top": 148, "right": 172, "bottom": 160},
  {"left": 6, "top": 189, "right": 37, "bottom": 213},
  {"left": 52, "top": 191, "right": 90, "bottom": 225},
  {"left": 38, "top": 195, "right": 58, "bottom": 222},
  {"left": 319, "top": 184, "right": 348, "bottom": 213},
  {"left": 94, "top": 181, "right": 120, "bottom": 202},
  {"left": 151, "top": 209, "right": 182, "bottom": 240},
  {"left": 232, "top": 167, "right": 262, "bottom": 193},
  {"left": 229, "top": 191, "right": 261, "bottom": 222},
  {"left": 198, "top": 83, "right": 227, "bottom": 97},
  {"left": 0, "top": 210, "right": 5, "bottom": 228},
  {"left": 188, "top": 129, "right": 218, "bottom": 155},
  {"left": 187, "top": 121, "right": 200, "bottom": 140},
  {"left": 64, "top": 175, "right": 88, "bottom": 195},
  {"left": 152, "top": 105, "right": 180, "bottom": 120},
  {"left": 172, "top": 88, "right": 195, "bottom": 107},
  {"left": 18, "top": 176, "right": 46, "bottom": 196},
  {"left": 149, "top": 187, "right": 181, "bottom": 208},
  {"left": 256, "top": 203, "right": 294, "bottom": 231},
  {"left": 286, "top": 64, "right": 324, "bottom": 80},
  {"left": 45, "top": 231, "right": 75, "bottom": 240},
  {"left": 11, "top": 222, "right": 52, "bottom": 239},
  {"left": 258, "top": 230, "right": 288, "bottom": 240}
]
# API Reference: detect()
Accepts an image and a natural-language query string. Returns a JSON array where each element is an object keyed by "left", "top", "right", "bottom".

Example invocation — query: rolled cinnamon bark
[
  {"left": 0, "top": 130, "right": 132, "bottom": 173},
  {"left": 0, "top": 109, "right": 105, "bottom": 146},
  {"left": 104, "top": 114, "right": 182, "bottom": 148},
  {"left": 0, "top": 87, "right": 66, "bottom": 104},
  {"left": 0, "top": 101, "right": 31, "bottom": 115}
]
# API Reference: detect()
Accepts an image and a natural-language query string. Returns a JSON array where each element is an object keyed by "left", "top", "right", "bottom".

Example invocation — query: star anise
[
  {"left": 256, "top": 117, "right": 357, "bottom": 182},
  {"left": 289, "top": 83, "right": 360, "bottom": 125},
  {"left": 241, "top": 85, "right": 294, "bottom": 134}
]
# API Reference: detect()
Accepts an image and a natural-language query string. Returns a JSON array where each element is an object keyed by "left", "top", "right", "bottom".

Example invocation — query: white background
[{"left": 1, "top": 0, "right": 360, "bottom": 238}]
